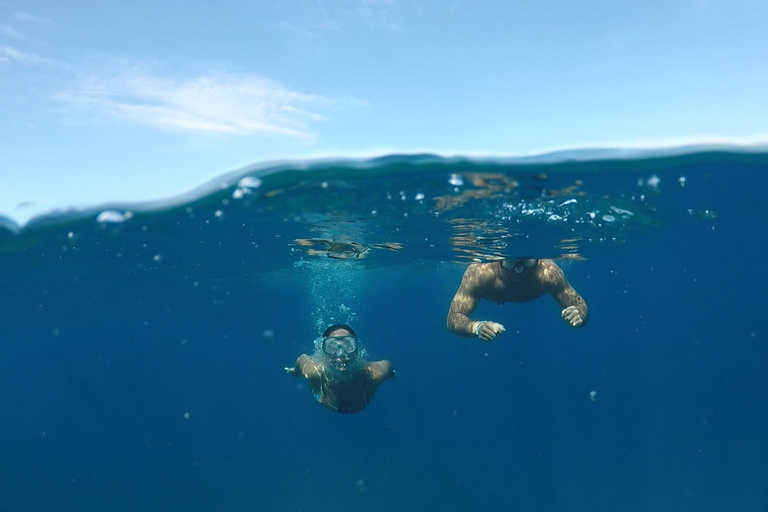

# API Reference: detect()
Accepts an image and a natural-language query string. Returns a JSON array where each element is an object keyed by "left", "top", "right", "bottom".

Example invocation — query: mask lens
[
  {"left": 322, "top": 335, "right": 358, "bottom": 356},
  {"left": 501, "top": 258, "right": 538, "bottom": 272}
]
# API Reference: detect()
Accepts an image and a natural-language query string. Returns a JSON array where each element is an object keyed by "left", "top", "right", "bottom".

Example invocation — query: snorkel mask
[
  {"left": 321, "top": 335, "right": 358, "bottom": 357},
  {"left": 500, "top": 258, "right": 539, "bottom": 274}
]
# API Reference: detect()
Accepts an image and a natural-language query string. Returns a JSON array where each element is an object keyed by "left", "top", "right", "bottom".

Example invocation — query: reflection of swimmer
[
  {"left": 294, "top": 238, "right": 402, "bottom": 259},
  {"left": 285, "top": 324, "right": 396, "bottom": 414},
  {"left": 294, "top": 238, "right": 370, "bottom": 259},
  {"left": 447, "top": 258, "right": 588, "bottom": 341}
]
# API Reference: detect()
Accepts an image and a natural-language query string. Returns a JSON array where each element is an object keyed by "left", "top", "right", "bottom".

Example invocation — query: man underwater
[{"left": 447, "top": 258, "right": 588, "bottom": 341}]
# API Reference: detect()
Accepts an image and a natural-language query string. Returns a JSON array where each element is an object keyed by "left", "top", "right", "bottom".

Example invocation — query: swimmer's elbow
[{"left": 446, "top": 312, "right": 460, "bottom": 332}]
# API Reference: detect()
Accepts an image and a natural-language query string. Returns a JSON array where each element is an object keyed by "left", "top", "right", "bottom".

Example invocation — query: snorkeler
[
  {"left": 285, "top": 324, "right": 396, "bottom": 414},
  {"left": 446, "top": 258, "right": 588, "bottom": 341}
]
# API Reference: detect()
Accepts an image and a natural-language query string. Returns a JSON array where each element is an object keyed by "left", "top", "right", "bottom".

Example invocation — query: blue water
[{"left": 1, "top": 150, "right": 767, "bottom": 511}]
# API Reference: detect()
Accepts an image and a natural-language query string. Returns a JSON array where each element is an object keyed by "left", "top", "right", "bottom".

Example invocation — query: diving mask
[
  {"left": 322, "top": 335, "right": 358, "bottom": 356},
  {"left": 500, "top": 258, "right": 539, "bottom": 274}
]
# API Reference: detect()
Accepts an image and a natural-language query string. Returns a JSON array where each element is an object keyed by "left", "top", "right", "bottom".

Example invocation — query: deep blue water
[{"left": 1, "top": 150, "right": 767, "bottom": 511}]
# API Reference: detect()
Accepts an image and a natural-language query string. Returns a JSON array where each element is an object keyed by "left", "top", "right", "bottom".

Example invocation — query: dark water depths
[{"left": 1, "top": 150, "right": 767, "bottom": 511}]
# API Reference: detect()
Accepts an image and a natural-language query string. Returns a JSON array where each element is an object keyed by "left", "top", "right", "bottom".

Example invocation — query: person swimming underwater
[
  {"left": 447, "top": 258, "right": 588, "bottom": 341},
  {"left": 285, "top": 324, "right": 396, "bottom": 413}
]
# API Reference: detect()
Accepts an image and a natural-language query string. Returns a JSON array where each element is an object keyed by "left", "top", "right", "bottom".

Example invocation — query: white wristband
[{"left": 474, "top": 321, "right": 487, "bottom": 336}]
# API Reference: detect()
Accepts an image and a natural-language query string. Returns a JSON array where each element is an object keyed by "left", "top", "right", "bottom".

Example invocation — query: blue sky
[{"left": 2, "top": 0, "right": 767, "bottom": 225}]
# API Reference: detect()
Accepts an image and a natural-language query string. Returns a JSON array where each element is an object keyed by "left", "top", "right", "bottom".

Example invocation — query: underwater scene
[{"left": 1, "top": 149, "right": 767, "bottom": 511}]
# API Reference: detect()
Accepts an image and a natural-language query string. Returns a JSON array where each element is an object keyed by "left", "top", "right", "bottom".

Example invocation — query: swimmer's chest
[
  {"left": 482, "top": 278, "right": 547, "bottom": 304},
  {"left": 322, "top": 373, "right": 368, "bottom": 407}
]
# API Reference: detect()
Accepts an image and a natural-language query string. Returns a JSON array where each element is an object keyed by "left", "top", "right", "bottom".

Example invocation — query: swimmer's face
[
  {"left": 331, "top": 351, "right": 353, "bottom": 371},
  {"left": 325, "top": 328, "right": 356, "bottom": 372},
  {"left": 500, "top": 258, "right": 539, "bottom": 281}
]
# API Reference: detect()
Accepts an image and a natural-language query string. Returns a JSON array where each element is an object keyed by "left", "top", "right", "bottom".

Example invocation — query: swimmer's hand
[
  {"left": 562, "top": 306, "right": 584, "bottom": 327},
  {"left": 476, "top": 321, "right": 506, "bottom": 342}
]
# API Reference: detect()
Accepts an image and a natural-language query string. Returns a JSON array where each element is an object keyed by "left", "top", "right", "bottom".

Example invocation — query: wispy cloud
[
  {"left": 273, "top": 0, "right": 425, "bottom": 36},
  {"left": 55, "top": 70, "right": 328, "bottom": 138},
  {"left": 352, "top": 0, "right": 431, "bottom": 29},
  {"left": 270, "top": 19, "right": 339, "bottom": 38},
  {"left": 0, "top": 45, "right": 48, "bottom": 64},
  {"left": 0, "top": 23, "right": 28, "bottom": 40},
  {"left": 15, "top": 12, "right": 50, "bottom": 24},
  {"left": 352, "top": 0, "right": 414, "bottom": 30}
]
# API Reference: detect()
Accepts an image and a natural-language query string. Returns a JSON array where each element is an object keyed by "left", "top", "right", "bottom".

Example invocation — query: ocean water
[{"left": 1, "top": 149, "right": 767, "bottom": 512}]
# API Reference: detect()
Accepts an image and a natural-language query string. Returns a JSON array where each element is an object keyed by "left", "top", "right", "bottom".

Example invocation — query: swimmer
[
  {"left": 447, "top": 258, "right": 589, "bottom": 341},
  {"left": 285, "top": 324, "right": 396, "bottom": 413}
]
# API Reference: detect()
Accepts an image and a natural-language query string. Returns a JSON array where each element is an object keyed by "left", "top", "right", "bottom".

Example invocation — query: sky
[{"left": 2, "top": 0, "right": 768, "bottom": 226}]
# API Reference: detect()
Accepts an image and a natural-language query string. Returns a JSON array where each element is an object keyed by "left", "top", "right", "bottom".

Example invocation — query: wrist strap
[{"left": 474, "top": 321, "right": 487, "bottom": 336}]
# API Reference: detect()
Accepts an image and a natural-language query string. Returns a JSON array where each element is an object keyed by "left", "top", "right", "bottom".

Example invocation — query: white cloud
[
  {"left": 353, "top": 0, "right": 407, "bottom": 29},
  {"left": 0, "top": 45, "right": 48, "bottom": 64},
  {"left": 15, "top": 12, "right": 50, "bottom": 24},
  {"left": 55, "top": 70, "right": 328, "bottom": 138},
  {"left": 0, "top": 23, "right": 27, "bottom": 40},
  {"left": 270, "top": 19, "right": 339, "bottom": 38},
  {"left": 351, "top": 0, "right": 429, "bottom": 29},
  {"left": 273, "top": 0, "right": 425, "bottom": 35}
]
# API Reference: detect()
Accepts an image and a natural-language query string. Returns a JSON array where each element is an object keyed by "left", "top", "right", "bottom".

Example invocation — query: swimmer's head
[
  {"left": 500, "top": 258, "right": 539, "bottom": 278},
  {"left": 323, "top": 324, "right": 357, "bottom": 339},
  {"left": 319, "top": 324, "right": 361, "bottom": 373}
]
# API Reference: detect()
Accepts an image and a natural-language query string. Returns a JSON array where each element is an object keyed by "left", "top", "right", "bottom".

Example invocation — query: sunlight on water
[{"left": 1, "top": 149, "right": 757, "bottom": 267}]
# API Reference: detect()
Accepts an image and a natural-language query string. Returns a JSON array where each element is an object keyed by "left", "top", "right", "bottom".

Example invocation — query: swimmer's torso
[
  {"left": 317, "top": 369, "right": 371, "bottom": 413},
  {"left": 475, "top": 262, "right": 552, "bottom": 304}
]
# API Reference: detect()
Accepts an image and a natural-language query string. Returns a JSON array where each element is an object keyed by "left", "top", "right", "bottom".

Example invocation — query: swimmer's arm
[
  {"left": 367, "top": 360, "right": 396, "bottom": 386},
  {"left": 446, "top": 265, "right": 485, "bottom": 337},
  {"left": 549, "top": 272, "right": 589, "bottom": 328},
  {"left": 285, "top": 354, "right": 323, "bottom": 382}
]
